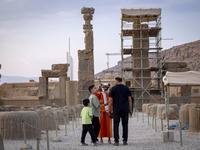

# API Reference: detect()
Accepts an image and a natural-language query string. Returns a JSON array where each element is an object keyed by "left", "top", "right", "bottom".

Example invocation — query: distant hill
[
  {"left": 95, "top": 40, "right": 200, "bottom": 78},
  {"left": 0, "top": 75, "right": 39, "bottom": 85},
  {"left": 161, "top": 40, "right": 200, "bottom": 71}
]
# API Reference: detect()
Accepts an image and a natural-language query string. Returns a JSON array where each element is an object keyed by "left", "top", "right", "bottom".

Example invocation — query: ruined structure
[
  {"left": 78, "top": 7, "right": 95, "bottom": 103},
  {"left": 39, "top": 64, "right": 69, "bottom": 106},
  {"left": 121, "top": 8, "right": 162, "bottom": 110}
]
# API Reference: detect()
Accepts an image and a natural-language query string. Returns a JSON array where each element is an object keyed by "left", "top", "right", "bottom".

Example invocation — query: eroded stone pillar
[
  {"left": 59, "top": 76, "right": 67, "bottom": 99},
  {"left": 81, "top": 7, "right": 95, "bottom": 50},
  {"left": 78, "top": 7, "right": 95, "bottom": 103},
  {"left": 38, "top": 76, "right": 48, "bottom": 99},
  {"left": 66, "top": 81, "right": 78, "bottom": 106}
]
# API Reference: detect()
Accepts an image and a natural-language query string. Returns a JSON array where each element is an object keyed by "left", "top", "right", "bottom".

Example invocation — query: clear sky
[{"left": 0, "top": 0, "right": 200, "bottom": 80}]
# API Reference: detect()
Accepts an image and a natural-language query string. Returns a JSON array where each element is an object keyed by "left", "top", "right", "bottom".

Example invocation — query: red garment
[{"left": 96, "top": 92, "right": 113, "bottom": 138}]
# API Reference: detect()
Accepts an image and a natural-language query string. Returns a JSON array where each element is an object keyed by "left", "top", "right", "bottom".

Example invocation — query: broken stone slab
[
  {"left": 166, "top": 67, "right": 190, "bottom": 72},
  {"left": 41, "top": 70, "right": 67, "bottom": 77},
  {"left": 162, "top": 62, "right": 187, "bottom": 70},
  {"left": 51, "top": 64, "right": 69, "bottom": 72},
  {"left": 162, "top": 107, "right": 178, "bottom": 120}
]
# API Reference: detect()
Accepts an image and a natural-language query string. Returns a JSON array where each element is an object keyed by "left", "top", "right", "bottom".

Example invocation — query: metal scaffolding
[{"left": 121, "top": 8, "right": 163, "bottom": 110}]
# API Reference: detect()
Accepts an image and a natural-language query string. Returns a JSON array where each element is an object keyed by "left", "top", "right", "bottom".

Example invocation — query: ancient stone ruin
[
  {"left": 39, "top": 63, "right": 69, "bottom": 106},
  {"left": 0, "top": 7, "right": 200, "bottom": 148},
  {"left": 78, "top": 7, "right": 95, "bottom": 104}
]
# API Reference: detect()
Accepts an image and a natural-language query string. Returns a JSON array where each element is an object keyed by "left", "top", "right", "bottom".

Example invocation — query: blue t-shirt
[{"left": 109, "top": 84, "right": 131, "bottom": 115}]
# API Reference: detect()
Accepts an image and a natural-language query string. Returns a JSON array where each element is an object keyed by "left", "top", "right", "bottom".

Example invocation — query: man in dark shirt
[{"left": 108, "top": 77, "right": 132, "bottom": 146}]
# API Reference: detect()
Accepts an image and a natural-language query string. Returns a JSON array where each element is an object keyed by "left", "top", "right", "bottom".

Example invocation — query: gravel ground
[{"left": 4, "top": 112, "right": 200, "bottom": 150}]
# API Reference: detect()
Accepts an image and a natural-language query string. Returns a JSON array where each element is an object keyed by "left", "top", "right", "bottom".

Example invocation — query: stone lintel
[
  {"left": 41, "top": 70, "right": 67, "bottom": 77},
  {"left": 51, "top": 64, "right": 69, "bottom": 72}
]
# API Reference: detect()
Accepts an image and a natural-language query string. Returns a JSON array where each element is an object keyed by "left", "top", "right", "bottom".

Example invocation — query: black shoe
[
  {"left": 123, "top": 141, "right": 128, "bottom": 145},
  {"left": 113, "top": 142, "right": 119, "bottom": 146}
]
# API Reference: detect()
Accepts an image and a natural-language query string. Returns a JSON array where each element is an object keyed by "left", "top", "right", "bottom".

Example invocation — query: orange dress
[{"left": 96, "top": 92, "right": 113, "bottom": 138}]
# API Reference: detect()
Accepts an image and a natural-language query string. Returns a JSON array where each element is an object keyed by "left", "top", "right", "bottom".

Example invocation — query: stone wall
[{"left": 1, "top": 97, "right": 39, "bottom": 108}]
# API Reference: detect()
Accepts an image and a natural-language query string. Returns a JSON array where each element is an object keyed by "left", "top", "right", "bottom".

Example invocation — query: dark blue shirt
[{"left": 109, "top": 84, "right": 131, "bottom": 115}]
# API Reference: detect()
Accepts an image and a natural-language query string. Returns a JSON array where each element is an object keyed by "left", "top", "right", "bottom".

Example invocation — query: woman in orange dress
[{"left": 96, "top": 83, "right": 113, "bottom": 144}]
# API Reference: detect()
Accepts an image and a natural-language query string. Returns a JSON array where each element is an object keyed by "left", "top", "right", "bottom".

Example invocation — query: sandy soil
[{"left": 3, "top": 112, "right": 200, "bottom": 150}]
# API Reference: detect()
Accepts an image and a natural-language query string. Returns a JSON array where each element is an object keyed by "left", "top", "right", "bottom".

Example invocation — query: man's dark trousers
[
  {"left": 92, "top": 116, "right": 100, "bottom": 141},
  {"left": 113, "top": 113, "right": 129, "bottom": 143}
]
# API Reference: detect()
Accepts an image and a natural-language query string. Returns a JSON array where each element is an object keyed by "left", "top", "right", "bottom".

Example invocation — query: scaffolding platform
[
  {"left": 123, "top": 27, "right": 162, "bottom": 37},
  {"left": 121, "top": 8, "right": 163, "bottom": 110}
]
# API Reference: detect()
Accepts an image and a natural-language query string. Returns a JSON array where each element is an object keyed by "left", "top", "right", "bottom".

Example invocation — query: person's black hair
[
  {"left": 83, "top": 99, "right": 90, "bottom": 106},
  {"left": 115, "top": 76, "right": 122, "bottom": 82},
  {"left": 88, "top": 85, "right": 95, "bottom": 93}
]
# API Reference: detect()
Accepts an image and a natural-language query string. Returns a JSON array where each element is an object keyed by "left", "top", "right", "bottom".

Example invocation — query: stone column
[
  {"left": 81, "top": 7, "right": 95, "bottom": 50},
  {"left": 38, "top": 77, "right": 48, "bottom": 99},
  {"left": 78, "top": 7, "right": 95, "bottom": 104},
  {"left": 59, "top": 76, "right": 67, "bottom": 99},
  {"left": 66, "top": 81, "right": 78, "bottom": 106},
  {"left": 132, "top": 23, "right": 150, "bottom": 109}
]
